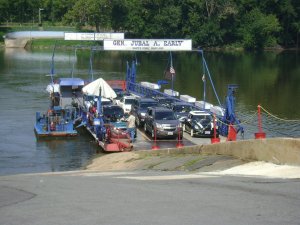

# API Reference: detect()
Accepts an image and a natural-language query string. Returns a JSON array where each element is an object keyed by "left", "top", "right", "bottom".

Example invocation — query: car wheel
[
  {"left": 182, "top": 124, "right": 186, "bottom": 132},
  {"left": 144, "top": 123, "right": 147, "bottom": 133},
  {"left": 191, "top": 129, "right": 194, "bottom": 137}
]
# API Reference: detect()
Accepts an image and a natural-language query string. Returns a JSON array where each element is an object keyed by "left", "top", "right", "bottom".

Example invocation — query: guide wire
[{"left": 260, "top": 105, "right": 300, "bottom": 122}]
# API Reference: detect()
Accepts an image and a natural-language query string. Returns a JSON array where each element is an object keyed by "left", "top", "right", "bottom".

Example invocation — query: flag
[
  {"left": 170, "top": 66, "right": 175, "bottom": 74},
  {"left": 165, "top": 66, "right": 176, "bottom": 80},
  {"left": 164, "top": 70, "right": 172, "bottom": 80}
]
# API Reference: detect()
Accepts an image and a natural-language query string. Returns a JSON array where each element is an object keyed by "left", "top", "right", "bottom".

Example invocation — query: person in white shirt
[{"left": 127, "top": 111, "right": 136, "bottom": 142}]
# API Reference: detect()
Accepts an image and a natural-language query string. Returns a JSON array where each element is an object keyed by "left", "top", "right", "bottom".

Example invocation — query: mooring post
[{"left": 255, "top": 104, "right": 266, "bottom": 139}]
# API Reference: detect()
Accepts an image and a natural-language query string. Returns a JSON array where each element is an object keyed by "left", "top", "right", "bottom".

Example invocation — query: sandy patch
[
  {"left": 86, "top": 152, "right": 141, "bottom": 171},
  {"left": 212, "top": 161, "right": 300, "bottom": 179}
]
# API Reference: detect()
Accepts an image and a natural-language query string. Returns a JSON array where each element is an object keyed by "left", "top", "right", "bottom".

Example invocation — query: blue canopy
[{"left": 58, "top": 78, "right": 85, "bottom": 86}]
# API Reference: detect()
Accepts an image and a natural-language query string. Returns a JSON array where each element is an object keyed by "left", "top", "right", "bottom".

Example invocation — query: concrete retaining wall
[
  {"left": 137, "top": 138, "right": 300, "bottom": 166},
  {"left": 4, "top": 38, "right": 30, "bottom": 48}
]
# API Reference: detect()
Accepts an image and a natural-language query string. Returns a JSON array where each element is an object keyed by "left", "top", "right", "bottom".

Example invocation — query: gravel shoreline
[
  {"left": 85, "top": 151, "right": 247, "bottom": 172},
  {"left": 85, "top": 138, "right": 300, "bottom": 178}
]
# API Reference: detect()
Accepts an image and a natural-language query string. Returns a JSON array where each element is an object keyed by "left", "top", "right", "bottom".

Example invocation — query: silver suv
[{"left": 144, "top": 107, "right": 183, "bottom": 139}]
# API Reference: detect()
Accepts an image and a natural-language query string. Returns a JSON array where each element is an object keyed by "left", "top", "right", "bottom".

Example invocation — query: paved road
[
  {"left": 1, "top": 170, "right": 299, "bottom": 225},
  {"left": 133, "top": 127, "right": 216, "bottom": 150}
]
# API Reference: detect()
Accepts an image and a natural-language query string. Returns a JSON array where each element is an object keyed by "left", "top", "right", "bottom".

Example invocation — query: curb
[{"left": 135, "top": 138, "right": 300, "bottom": 166}]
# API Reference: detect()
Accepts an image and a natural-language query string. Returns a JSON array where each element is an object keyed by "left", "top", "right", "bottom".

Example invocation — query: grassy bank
[
  {"left": 27, "top": 39, "right": 102, "bottom": 49},
  {"left": 1, "top": 25, "right": 294, "bottom": 51},
  {"left": 0, "top": 24, "right": 100, "bottom": 49}
]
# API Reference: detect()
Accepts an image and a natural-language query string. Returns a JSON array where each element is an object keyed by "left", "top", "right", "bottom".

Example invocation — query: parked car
[
  {"left": 182, "top": 111, "right": 217, "bottom": 137},
  {"left": 113, "top": 88, "right": 131, "bottom": 105},
  {"left": 117, "top": 96, "right": 136, "bottom": 114},
  {"left": 102, "top": 105, "right": 124, "bottom": 123},
  {"left": 102, "top": 105, "right": 137, "bottom": 138},
  {"left": 144, "top": 107, "right": 183, "bottom": 139},
  {"left": 131, "top": 98, "right": 158, "bottom": 127},
  {"left": 170, "top": 102, "right": 194, "bottom": 122},
  {"left": 153, "top": 96, "right": 179, "bottom": 108},
  {"left": 84, "top": 95, "right": 112, "bottom": 110}
]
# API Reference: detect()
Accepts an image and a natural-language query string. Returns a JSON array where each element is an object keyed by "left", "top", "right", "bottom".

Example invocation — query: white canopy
[
  {"left": 46, "top": 83, "right": 60, "bottom": 93},
  {"left": 82, "top": 78, "right": 117, "bottom": 99}
]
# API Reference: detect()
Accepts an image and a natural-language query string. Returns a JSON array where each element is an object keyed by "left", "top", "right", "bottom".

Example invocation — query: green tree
[
  {"left": 151, "top": 4, "right": 182, "bottom": 38},
  {"left": 0, "top": 0, "right": 10, "bottom": 23},
  {"left": 238, "top": 8, "right": 281, "bottom": 49},
  {"left": 111, "top": 0, "right": 128, "bottom": 32},
  {"left": 63, "top": 0, "right": 112, "bottom": 31},
  {"left": 43, "top": 0, "right": 76, "bottom": 24},
  {"left": 261, "top": 0, "right": 299, "bottom": 47},
  {"left": 121, "top": 0, "right": 145, "bottom": 37},
  {"left": 180, "top": 0, "right": 238, "bottom": 47},
  {"left": 1, "top": 0, "right": 299, "bottom": 49}
]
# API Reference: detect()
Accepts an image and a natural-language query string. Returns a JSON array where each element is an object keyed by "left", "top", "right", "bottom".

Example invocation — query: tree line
[{"left": 1, "top": 0, "right": 299, "bottom": 50}]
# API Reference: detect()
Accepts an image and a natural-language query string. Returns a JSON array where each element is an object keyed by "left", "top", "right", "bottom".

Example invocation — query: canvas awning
[
  {"left": 82, "top": 78, "right": 117, "bottom": 99},
  {"left": 46, "top": 83, "right": 60, "bottom": 93}
]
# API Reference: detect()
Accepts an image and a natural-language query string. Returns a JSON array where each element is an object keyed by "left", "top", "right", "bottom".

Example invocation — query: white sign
[
  {"left": 64, "top": 32, "right": 124, "bottom": 41},
  {"left": 103, "top": 39, "right": 192, "bottom": 51},
  {"left": 95, "top": 33, "right": 124, "bottom": 40}
]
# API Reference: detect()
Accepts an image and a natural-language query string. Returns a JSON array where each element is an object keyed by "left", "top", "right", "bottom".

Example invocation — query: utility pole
[{"left": 38, "top": 8, "right": 44, "bottom": 27}]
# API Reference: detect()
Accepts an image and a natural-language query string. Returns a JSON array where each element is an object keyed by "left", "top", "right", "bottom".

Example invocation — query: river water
[{"left": 0, "top": 48, "right": 299, "bottom": 175}]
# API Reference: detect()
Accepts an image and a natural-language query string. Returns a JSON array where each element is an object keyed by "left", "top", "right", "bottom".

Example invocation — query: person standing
[{"left": 127, "top": 110, "right": 136, "bottom": 142}]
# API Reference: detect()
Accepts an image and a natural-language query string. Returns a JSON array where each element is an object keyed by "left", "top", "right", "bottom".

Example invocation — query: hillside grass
[{"left": 0, "top": 24, "right": 102, "bottom": 48}]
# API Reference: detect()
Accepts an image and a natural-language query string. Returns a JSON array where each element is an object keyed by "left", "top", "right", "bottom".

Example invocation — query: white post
[{"left": 38, "top": 8, "right": 44, "bottom": 26}]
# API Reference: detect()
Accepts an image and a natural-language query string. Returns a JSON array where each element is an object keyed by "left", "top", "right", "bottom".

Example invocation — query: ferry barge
[
  {"left": 79, "top": 39, "right": 244, "bottom": 152},
  {"left": 34, "top": 78, "right": 85, "bottom": 137},
  {"left": 35, "top": 39, "right": 244, "bottom": 151}
]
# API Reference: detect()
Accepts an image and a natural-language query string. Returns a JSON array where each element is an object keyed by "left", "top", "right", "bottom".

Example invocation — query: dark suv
[
  {"left": 143, "top": 107, "right": 183, "bottom": 139},
  {"left": 153, "top": 96, "right": 179, "bottom": 108},
  {"left": 170, "top": 102, "right": 194, "bottom": 122},
  {"left": 131, "top": 98, "right": 158, "bottom": 127}
]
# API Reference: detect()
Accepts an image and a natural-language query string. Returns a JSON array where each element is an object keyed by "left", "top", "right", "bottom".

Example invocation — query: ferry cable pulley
[{"left": 219, "top": 84, "right": 245, "bottom": 138}]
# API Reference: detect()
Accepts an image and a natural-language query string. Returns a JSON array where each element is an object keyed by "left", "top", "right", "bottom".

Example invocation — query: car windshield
[
  {"left": 174, "top": 105, "right": 192, "bottom": 112},
  {"left": 155, "top": 111, "right": 176, "bottom": 120},
  {"left": 103, "top": 107, "right": 124, "bottom": 118},
  {"left": 85, "top": 95, "right": 94, "bottom": 101},
  {"left": 113, "top": 88, "right": 123, "bottom": 93},
  {"left": 159, "top": 98, "right": 175, "bottom": 104},
  {"left": 114, "top": 89, "right": 126, "bottom": 99},
  {"left": 140, "top": 102, "right": 158, "bottom": 109},
  {"left": 124, "top": 99, "right": 135, "bottom": 104},
  {"left": 194, "top": 115, "right": 212, "bottom": 122},
  {"left": 101, "top": 100, "right": 112, "bottom": 105}
]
